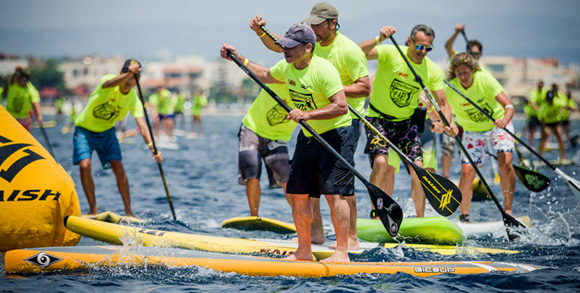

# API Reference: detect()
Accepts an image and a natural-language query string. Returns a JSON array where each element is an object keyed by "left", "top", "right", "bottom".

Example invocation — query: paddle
[
  {"left": 389, "top": 36, "right": 526, "bottom": 240},
  {"left": 37, "top": 121, "right": 55, "bottom": 159},
  {"left": 486, "top": 142, "right": 501, "bottom": 184},
  {"left": 348, "top": 104, "right": 461, "bottom": 216},
  {"left": 227, "top": 51, "right": 402, "bottom": 237},
  {"left": 134, "top": 75, "right": 177, "bottom": 220},
  {"left": 444, "top": 80, "right": 580, "bottom": 201},
  {"left": 485, "top": 151, "right": 551, "bottom": 192}
]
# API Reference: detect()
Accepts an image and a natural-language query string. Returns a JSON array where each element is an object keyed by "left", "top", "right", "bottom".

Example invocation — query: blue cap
[{"left": 276, "top": 24, "right": 317, "bottom": 48}]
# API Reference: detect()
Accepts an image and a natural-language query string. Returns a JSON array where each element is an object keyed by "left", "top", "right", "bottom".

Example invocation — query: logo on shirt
[
  {"left": 390, "top": 79, "right": 419, "bottom": 108},
  {"left": 266, "top": 104, "right": 291, "bottom": 126},
  {"left": 0, "top": 135, "right": 44, "bottom": 183},
  {"left": 289, "top": 89, "right": 317, "bottom": 111},
  {"left": 467, "top": 103, "right": 494, "bottom": 123},
  {"left": 93, "top": 101, "right": 120, "bottom": 121}
]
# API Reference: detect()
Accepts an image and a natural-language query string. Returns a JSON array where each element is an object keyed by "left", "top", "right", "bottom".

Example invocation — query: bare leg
[
  {"left": 497, "top": 152, "right": 516, "bottom": 215},
  {"left": 281, "top": 182, "right": 292, "bottom": 207},
  {"left": 409, "top": 161, "right": 426, "bottom": 217},
  {"left": 553, "top": 126, "right": 566, "bottom": 160},
  {"left": 459, "top": 163, "right": 476, "bottom": 217},
  {"left": 309, "top": 197, "right": 326, "bottom": 244},
  {"left": 246, "top": 178, "right": 261, "bottom": 217},
  {"left": 321, "top": 194, "right": 350, "bottom": 263},
  {"left": 79, "top": 159, "right": 97, "bottom": 215},
  {"left": 285, "top": 194, "right": 314, "bottom": 261},
  {"left": 539, "top": 124, "right": 549, "bottom": 156},
  {"left": 109, "top": 160, "right": 136, "bottom": 218},
  {"left": 345, "top": 195, "right": 359, "bottom": 250}
]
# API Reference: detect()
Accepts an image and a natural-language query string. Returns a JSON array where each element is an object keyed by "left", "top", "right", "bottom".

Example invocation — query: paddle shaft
[
  {"left": 135, "top": 75, "right": 177, "bottom": 220},
  {"left": 227, "top": 51, "right": 402, "bottom": 236},
  {"left": 389, "top": 37, "right": 524, "bottom": 233}
]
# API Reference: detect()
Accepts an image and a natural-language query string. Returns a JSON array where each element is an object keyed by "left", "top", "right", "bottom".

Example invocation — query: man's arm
[
  {"left": 287, "top": 90, "right": 348, "bottom": 122},
  {"left": 135, "top": 116, "right": 163, "bottom": 164},
  {"left": 220, "top": 43, "right": 282, "bottom": 84},
  {"left": 445, "top": 24, "right": 465, "bottom": 59},
  {"left": 359, "top": 26, "right": 396, "bottom": 60},
  {"left": 494, "top": 91, "right": 514, "bottom": 129},
  {"left": 432, "top": 89, "right": 457, "bottom": 135},
  {"left": 249, "top": 15, "right": 283, "bottom": 53},
  {"left": 103, "top": 63, "right": 141, "bottom": 89},
  {"left": 344, "top": 76, "right": 371, "bottom": 98}
]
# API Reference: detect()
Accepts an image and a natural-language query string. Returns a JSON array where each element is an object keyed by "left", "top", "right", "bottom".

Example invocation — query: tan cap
[{"left": 303, "top": 2, "right": 338, "bottom": 25}]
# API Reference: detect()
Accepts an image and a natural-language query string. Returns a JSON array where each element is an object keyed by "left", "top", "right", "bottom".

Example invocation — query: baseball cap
[
  {"left": 276, "top": 24, "right": 317, "bottom": 48},
  {"left": 121, "top": 59, "right": 142, "bottom": 73},
  {"left": 303, "top": 2, "right": 338, "bottom": 25}
]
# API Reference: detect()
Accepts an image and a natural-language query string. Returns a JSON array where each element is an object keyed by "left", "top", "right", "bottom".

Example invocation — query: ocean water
[{"left": 2, "top": 114, "right": 580, "bottom": 292}]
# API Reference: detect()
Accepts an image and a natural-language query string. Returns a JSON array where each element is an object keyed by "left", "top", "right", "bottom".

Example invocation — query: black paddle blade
[
  {"left": 365, "top": 182, "right": 403, "bottom": 237},
  {"left": 503, "top": 212, "right": 529, "bottom": 241},
  {"left": 414, "top": 166, "right": 462, "bottom": 217},
  {"left": 514, "top": 164, "right": 551, "bottom": 192}
]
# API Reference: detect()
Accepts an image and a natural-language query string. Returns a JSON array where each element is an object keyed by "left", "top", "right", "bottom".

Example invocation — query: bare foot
[
  {"left": 291, "top": 235, "right": 325, "bottom": 245},
  {"left": 285, "top": 249, "right": 314, "bottom": 261},
  {"left": 125, "top": 211, "right": 140, "bottom": 219},
  {"left": 320, "top": 251, "right": 350, "bottom": 263},
  {"left": 328, "top": 238, "right": 360, "bottom": 251}
]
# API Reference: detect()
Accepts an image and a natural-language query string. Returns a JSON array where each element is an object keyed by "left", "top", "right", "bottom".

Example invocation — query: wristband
[
  {"left": 504, "top": 104, "right": 514, "bottom": 110},
  {"left": 375, "top": 36, "right": 381, "bottom": 45},
  {"left": 148, "top": 142, "right": 153, "bottom": 149},
  {"left": 243, "top": 58, "right": 249, "bottom": 66},
  {"left": 427, "top": 107, "right": 435, "bottom": 113},
  {"left": 258, "top": 31, "right": 266, "bottom": 38}
]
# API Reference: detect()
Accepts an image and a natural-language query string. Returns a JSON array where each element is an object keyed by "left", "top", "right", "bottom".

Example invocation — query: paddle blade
[
  {"left": 514, "top": 164, "right": 551, "bottom": 192},
  {"left": 502, "top": 212, "right": 529, "bottom": 241},
  {"left": 414, "top": 167, "right": 462, "bottom": 217},
  {"left": 365, "top": 182, "right": 403, "bottom": 237}
]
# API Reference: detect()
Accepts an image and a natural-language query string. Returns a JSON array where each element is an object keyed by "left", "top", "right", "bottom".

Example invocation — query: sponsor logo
[
  {"left": 397, "top": 72, "right": 408, "bottom": 78},
  {"left": 266, "top": 104, "right": 291, "bottom": 126},
  {"left": 289, "top": 89, "right": 317, "bottom": 111},
  {"left": 466, "top": 103, "right": 494, "bottom": 123},
  {"left": 422, "top": 176, "right": 441, "bottom": 194},
  {"left": 377, "top": 198, "right": 384, "bottom": 210},
  {"left": 0, "top": 189, "right": 61, "bottom": 201},
  {"left": 0, "top": 135, "right": 44, "bottom": 183},
  {"left": 24, "top": 252, "right": 63, "bottom": 269},
  {"left": 288, "top": 80, "right": 296, "bottom": 86},
  {"left": 389, "top": 79, "right": 419, "bottom": 108},
  {"left": 414, "top": 267, "right": 456, "bottom": 273},
  {"left": 93, "top": 101, "right": 121, "bottom": 121},
  {"left": 439, "top": 190, "right": 453, "bottom": 210},
  {"left": 259, "top": 248, "right": 294, "bottom": 256},
  {"left": 137, "top": 228, "right": 166, "bottom": 237}
]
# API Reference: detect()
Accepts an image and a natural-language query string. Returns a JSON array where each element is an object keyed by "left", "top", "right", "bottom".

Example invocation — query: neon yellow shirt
[
  {"left": 368, "top": 45, "right": 445, "bottom": 121},
  {"left": 75, "top": 74, "right": 144, "bottom": 132},
  {"left": 539, "top": 91, "right": 566, "bottom": 124},
  {"left": 270, "top": 56, "right": 351, "bottom": 136},
  {"left": 528, "top": 88, "right": 546, "bottom": 117},
  {"left": 315, "top": 32, "right": 369, "bottom": 119},
  {"left": 148, "top": 89, "right": 174, "bottom": 115},
  {"left": 3, "top": 82, "right": 40, "bottom": 119},
  {"left": 192, "top": 94, "right": 208, "bottom": 116},
  {"left": 174, "top": 93, "right": 186, "bottom": 112},
  {"left": 561, "top": 96, "right": 577, "bottom": 121},
  {"left": 445, "top": 71, "right": 505, "bottom": 132},
  {"left": 242, "top": 83, "right": 297, "bottom": 141}
]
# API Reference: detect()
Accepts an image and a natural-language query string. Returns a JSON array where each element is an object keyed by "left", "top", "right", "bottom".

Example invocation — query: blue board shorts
[{"left": 73, "top": 126, "right": 122, "bottom": 169}]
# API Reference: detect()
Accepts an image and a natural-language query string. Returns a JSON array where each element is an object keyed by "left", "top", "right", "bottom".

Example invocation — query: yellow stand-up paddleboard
[
  {"left": 221, "top": 216, "right": 296, "bottom": 234},
  {"left": 5, "top": 245, "right": 542, "bottom": 276},
  {"left": 82, "top": 211, "right": 146, "bottom": 224},
  {"left": 64, "top": 216, "right": 519, "bottom": 260}
]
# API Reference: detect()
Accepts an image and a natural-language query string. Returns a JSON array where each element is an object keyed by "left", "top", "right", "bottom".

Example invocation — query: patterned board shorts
[{"left": 460, "top": 122, "right": 515, "bottom": 165}]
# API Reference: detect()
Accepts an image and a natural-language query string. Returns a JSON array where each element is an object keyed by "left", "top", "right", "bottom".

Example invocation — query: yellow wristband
[
  {"left": 258, "top": 31, "right": 266, "bottom": 38},
  {"left": 375, "top": 36, "right": 381, "bottom": 45},
  {"left": 427, "top": 107, "right": 435, "bottom": 113},
  {"left": 243, "top": 58, "right": 249, "bottom": 66},
  {"left": 148, "top": 142, "right": 153, "bottom": 148}
]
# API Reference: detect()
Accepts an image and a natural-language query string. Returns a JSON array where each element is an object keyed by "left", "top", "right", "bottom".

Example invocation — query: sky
[{"left": 1, "top": 0, "right": 580, "bottom": 67}]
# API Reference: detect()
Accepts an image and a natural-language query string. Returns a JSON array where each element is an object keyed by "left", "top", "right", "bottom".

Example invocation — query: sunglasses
[{"left": 415, "top": 44, "right": 433, "bottom": 52}]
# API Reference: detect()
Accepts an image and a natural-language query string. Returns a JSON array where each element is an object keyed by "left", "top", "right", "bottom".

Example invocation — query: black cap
[{"left": 121, "top": 59, "right": 142, "bottom": 73}]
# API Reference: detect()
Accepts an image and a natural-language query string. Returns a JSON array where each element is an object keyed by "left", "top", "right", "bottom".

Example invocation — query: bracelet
[
  {"left": 243, "top": 58, "right": 249, "bottom": 66},
  {"left": 427, "top": 107, "right": 435, "bottom": 113},
  {"left": 258, "top": 31, "right": 266, "bottom": 38},
  {"left": 147, "top": 142, "right": 153, "bottom": 149},
  {"left": 505, "top": 104, "right": 514, "bottom": 110},
  {"left": 375, "top": 36, "right": 381, "bottom": 45}
]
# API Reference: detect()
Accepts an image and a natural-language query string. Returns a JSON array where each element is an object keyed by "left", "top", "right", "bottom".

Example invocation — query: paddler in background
[
  {"left": 1, "top": 105, "right": 81, "bottom": 252},
  {"left": 72, "top": 59, "right": 162, "bottom": 218},
  {"left": 237, "top": 84, "right": 296, "bottom": 217},
  {"left": 538, "top": 83, "right": 567, "bottom": 161},
  {"left": 444, "top": 53, "right": 516, "bottom": 222},
  {"left": 0, "top": 66, "right": 44, "bottom": 132}
]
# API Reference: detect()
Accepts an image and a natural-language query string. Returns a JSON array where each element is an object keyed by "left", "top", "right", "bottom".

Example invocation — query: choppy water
[{"left": 2, "top": 115, "right": 580, "bottom": 292}]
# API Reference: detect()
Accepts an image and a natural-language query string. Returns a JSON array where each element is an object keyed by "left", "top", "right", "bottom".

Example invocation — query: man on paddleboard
[
  {"left": 221, "top": 24, "right": 354, "bottom": 263},
  {"left": 73, "top": 59, "right": 162, "bottom": 218}
]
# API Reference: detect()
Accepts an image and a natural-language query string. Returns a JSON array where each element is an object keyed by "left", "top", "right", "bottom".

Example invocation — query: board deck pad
[{"left": 221, "top": 216, "right": 296, "bottom": 234}]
